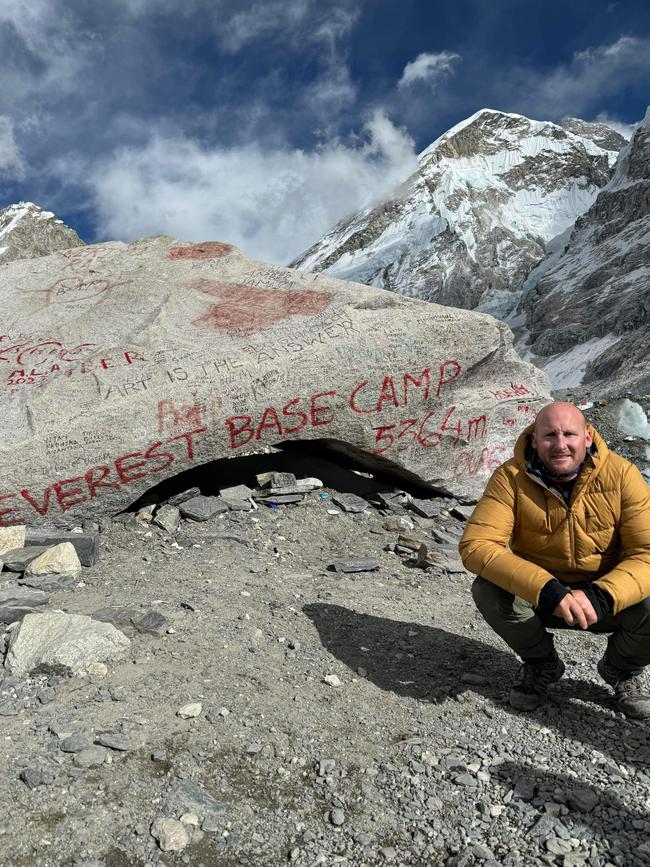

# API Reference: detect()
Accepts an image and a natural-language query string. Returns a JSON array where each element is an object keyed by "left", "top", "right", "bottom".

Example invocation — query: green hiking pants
[{"left": 472, "top": 576, "right": 650, "bottom": 673}]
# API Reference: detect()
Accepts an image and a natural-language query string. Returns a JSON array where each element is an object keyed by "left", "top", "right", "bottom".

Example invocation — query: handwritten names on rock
[{"left": 0, "top": 234, "right": 552, "bottom": 521}]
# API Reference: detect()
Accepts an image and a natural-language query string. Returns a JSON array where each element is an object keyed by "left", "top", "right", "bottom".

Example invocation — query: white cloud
[
  {"left": 0, "top": 116, "right": 24, "bottom": 176},
  {"left": 0, "top": 1, "right": 93, "bottom": 92},
  {"left": 516, "top": 36, "right": 650, "bottom": 119},
  {"left": 398, "top": 51, "right": 461, "bottom": 89},
  {"left": 303, "top": 61, "right": 357, "bottom": 113},
  {"left": 594, "top": 112, "right": 639, "bottom": 140},
  {"left": 87, "top": 110, "right": 417, "bottom": 264},
  {"left": 218, "top": 0, "right": 358, "bottom": 53}
]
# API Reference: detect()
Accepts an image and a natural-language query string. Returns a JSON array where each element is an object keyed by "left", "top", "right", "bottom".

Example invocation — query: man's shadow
[{"left": 303, "top": 603, "right": 650, "bottom": 771}]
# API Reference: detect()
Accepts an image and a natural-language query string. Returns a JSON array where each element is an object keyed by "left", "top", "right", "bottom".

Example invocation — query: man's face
[{"left": 532, "top": 404, "right": 593, "bottom": 475}]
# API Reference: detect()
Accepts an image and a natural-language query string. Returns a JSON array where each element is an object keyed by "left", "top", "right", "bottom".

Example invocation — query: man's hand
[{"left": 553, "top": 590, "right": 597, "bottom": 629}]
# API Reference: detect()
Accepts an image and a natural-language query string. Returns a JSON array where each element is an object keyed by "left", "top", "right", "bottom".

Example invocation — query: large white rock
[
  {"left": 24, "top": 541, "right": 81, "bottom": 577},
  {"left": 5, "top": 610, "right": 130, "bottom": 676},
  {"left": 0, "top": 525, "right": 26, "bottom": 555},
  {"left": 0, "top": 236, "right": 550, "bottom": 519}
]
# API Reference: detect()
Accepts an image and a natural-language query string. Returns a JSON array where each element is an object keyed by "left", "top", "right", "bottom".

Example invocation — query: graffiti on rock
[
  {"left": 168, "top": 242, "right": 234, "bottom": 260},
  {"left": 190, "top": 279, "right": 333, "bottom": 336}
]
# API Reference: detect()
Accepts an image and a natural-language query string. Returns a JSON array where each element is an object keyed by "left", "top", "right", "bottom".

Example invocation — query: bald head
[
  {"left": 534, "top": 402, "right": 587, "bottom": 437},
  {"left": 532, "top": 402, "right": 592, "bottom": 477}
]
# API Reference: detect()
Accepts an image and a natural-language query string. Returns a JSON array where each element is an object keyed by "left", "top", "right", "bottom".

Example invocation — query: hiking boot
[
  {"left": 510, "top": 651, "right": 565, "bottom": 711},
  {"left": 597, "top": 657, "right": 650, "bottom": 719}
]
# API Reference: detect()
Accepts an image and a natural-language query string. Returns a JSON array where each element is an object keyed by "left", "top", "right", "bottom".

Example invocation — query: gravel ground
[{"left": 1, "top": 396, "right": 650, "bottom": 867}]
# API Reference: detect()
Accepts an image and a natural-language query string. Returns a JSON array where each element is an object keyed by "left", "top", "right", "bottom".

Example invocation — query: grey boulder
[
  {"left": 0, "top": 587, "right": 49, "bottom": 623},
  {"left": 0, "top": 235, "right": 550, "bottom": 526}
]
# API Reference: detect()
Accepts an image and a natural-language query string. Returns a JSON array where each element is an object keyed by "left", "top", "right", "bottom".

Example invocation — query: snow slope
[{"left": 292, "top": 110, "right": 624, "bottom": 317}]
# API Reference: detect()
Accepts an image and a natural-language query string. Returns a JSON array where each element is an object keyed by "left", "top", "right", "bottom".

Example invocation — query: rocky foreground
[{"left": 0, "top": 402, "right": 649, "bottom": 867}]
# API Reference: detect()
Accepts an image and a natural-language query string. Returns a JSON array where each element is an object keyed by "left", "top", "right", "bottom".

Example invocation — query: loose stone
[
  {"left": 60, "top": 734, "right": 90, "bottom": 753},
  {"left": 74, "top": 747, "right": 107, "bottom": 768},
  {"left": 330, "top": 558, "right": 379, "bottom": 573},
  {"left": 24, "top": 529, "right": 100, "bottom": 566},
  {"left": 0, "top": 526, "right": 26, "bottom": 555},
  {"left": 19, "top": 767, "right": 44, "bottom": 789},
  {"left": 179, "top": 495, "right": 228, "bottom": 521},
  {"left": 167, "top": 487, "right": 202, "bottom": 507},
  {"left": 24, "top": 543, "right": 81, "bottom": 578},
  {"left": 546, "top": 838, "right": 573, "bottom": 855},
  {"left": 134, "top": 610, "right": 169, "bottom": 636},
  {"left": 150, "top": 817, "right": 190, "bottom": 852},
  {"left": 177, "top": 702, "right": 202, "bottom": 719},
  {"left": 154, "top": 505, "right": 181, "bottom": 534},
  {"left": 94, "top": 732, "right": 134, "bottom": 751},
  {"left": 566, "top": 787, "right": 600, "bottom": 813},
  {"left": 331, "top": 493, "right": 369, "bottom": 513},
  {"left": 407, "top": 497, "right": 441, "bottom": 518}
]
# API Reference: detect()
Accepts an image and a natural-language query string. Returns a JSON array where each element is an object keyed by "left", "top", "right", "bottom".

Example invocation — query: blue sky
[{"left": 0, "top": 0, "right": 648, "bottom": 263}]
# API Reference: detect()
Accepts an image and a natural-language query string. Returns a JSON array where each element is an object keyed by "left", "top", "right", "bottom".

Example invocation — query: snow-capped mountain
[
  {"left": 516, "top": 108, "right": 650, "bottom": 394},
  {"left": 0, "top": 201, "right": 83, "bottom": 264},
  {"left": 291, "top": 109, "right": 625, "bottom": 318}
]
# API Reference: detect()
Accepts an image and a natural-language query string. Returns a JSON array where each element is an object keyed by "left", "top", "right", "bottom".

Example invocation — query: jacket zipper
[
  {"left": 567, "top": 507, "right": 575, "bottom": 570},
  {"left": 525, "top": 469, "right": 576, "bottom": 569}
]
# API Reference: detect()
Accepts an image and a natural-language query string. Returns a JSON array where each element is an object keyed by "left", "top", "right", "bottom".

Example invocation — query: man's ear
[
  {"left": 531, "top": 430, "right": 537, "bottom": 449},
  {"left": 585, "top": 428, "right": 593, "bottom": 449}
]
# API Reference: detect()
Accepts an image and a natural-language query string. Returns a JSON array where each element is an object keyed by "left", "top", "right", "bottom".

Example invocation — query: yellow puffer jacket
[{"left": 459, "top": 424, "right": 650, "bottom": 614}]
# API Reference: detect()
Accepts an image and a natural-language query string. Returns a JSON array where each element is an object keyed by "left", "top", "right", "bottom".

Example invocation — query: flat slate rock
[
  {"left": 135, "top": 610, "right": 169, "bottom": 636},
  {"left": 220, "top": 484, "right": 253, "bottom": 500},
  {"left": 331, "top": 493, "right": 369, "bottom": 513},
  {"left": 376, "top": 492, "right": 408, "bottom": 515},
  {"left": 263, "top": 472, "right": 297, "bottom": 488},
  {"left": 0, "top": 586, "right": 49, "bottom": 623},
  {"left": 18, "top": 573, "right": 77, "bottom": 591},
  {"left": 3, "top": 546, "right": 51, "bottom": 573},
  {"left": 254, "top": 493, "right": 304, "bottom": 506},
  {"left": 167, "top": 487, "right": 201, "bottom": 507},
  {"left": 330, "top": 558, "right": 379, "bottom": 573},
  {"left": 179, "top": 495, "right": 228, "bottom": 521},
  {"left": 95, "top": 732, "right": 134, "bottom": 751},
  {"left": 429, "top": 550, "right": 466, "bottom": 573},
  {"left": 92, "top": 605, "right": 168, "bottom": 636},
  {"left": 429, "top": 525, "right": 463, "bottom": 546},
  {"left": 407, "top": 497, "right": 443, "bottom": 519}
]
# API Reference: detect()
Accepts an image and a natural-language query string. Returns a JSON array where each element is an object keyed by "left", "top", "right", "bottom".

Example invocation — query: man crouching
[{"left": 459, "top": 401, "right": 650, "bottom": 718}]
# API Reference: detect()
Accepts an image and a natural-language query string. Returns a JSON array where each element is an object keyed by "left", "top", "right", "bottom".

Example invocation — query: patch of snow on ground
[{"left": 542, "top": 334, "right": 621, "bottom": 388}]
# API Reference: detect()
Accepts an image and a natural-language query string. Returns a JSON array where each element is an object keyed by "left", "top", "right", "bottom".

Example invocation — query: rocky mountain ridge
[
  {"left": 515, "top": 107, "right": 650, "bottom": 395},
  {"left": 0, "top": 202, "right": 83, "bottom": 265},
  {"left": 291, "top": 109, "right": 625, "bottom": 320}
]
